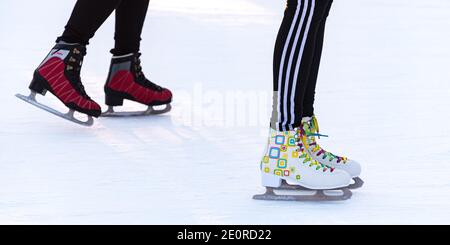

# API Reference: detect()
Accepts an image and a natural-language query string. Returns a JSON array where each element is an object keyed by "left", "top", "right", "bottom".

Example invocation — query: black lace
[
  {"left": 134, "top": 53, "right": 163, "bottom": 91},
  {"left": 66, "top": 48, "right": 91, "bottom": 99}
]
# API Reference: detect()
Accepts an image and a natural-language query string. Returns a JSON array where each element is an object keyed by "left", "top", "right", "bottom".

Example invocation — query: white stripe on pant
[{"left": 276, "top": 0, "right": 316, "bottom": 131}]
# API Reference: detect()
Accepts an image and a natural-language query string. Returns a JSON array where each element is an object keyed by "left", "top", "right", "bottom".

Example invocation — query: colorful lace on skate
[
  {"left": 296, "top": 128, "right": 334, "bottom": 172},
  {"left": 305, "top": 116, "right": 348, "bottom": 164}
]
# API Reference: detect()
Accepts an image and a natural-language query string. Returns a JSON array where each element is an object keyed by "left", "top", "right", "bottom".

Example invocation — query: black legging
[
  {"left": 57, "top": 0, "right": 150, "bottom": 56},
  {"left": 271, "top": 0, "right": 333, "bottom": 131}
]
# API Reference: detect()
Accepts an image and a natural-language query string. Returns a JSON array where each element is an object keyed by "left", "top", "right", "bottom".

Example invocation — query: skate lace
[
  {"left": 296, "top": 128, "right": 333, "bottom": 172},
  {"left": 66, "top": 48, "right": 91, "bottom": 99},
  {"left": 305, "top": 117, "right": 348, "bottom": 164},
  {"left": 134, "top": 53, "right": 163, "bottom": 92}
]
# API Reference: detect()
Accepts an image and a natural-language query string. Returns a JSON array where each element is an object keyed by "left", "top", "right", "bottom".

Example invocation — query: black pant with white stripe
[{"left": 271, "top": 0, "right": 333, "bottom": 131}]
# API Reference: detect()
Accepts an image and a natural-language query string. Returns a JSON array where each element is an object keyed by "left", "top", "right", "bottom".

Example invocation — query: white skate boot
[
  {"left": 253, "top": 127, "right": 352, "bottom": 201},
  {"left": 301, "top": 116, "right": 363, "bottom": 189}
]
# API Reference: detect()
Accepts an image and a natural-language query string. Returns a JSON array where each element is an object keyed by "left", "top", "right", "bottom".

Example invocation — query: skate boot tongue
[
  {"left": 62, "top": 45, "right": 91, "bottom": 99},
  {"left": 302, "top": 116, "right": 328, "bottom": 138}
]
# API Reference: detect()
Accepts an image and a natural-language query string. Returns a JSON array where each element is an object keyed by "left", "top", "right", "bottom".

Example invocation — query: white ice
[{"left": 0, "top": 0, "right": 449, "bottom": 224}]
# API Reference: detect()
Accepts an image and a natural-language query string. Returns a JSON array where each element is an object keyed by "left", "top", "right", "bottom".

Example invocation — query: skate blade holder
[
  {"left": 282, "top": 178, "right": 363, "bottom": 191},
  {"left": 16, "top": 91, "right": 94, "bottom": 127},
  {"left": 253, "top": 180, "right": 352, "bottom": 202},
  {"left": 101, "top": 104, "right": 172, "bottom": 117}
]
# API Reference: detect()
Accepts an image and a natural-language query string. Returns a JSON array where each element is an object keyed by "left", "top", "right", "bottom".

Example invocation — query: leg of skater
[
  {"left": 301, "top": 3, "right": 330, "bottom": 119},
  {"left": 112, "top": 0, "right": 149, "bottom": 56},
  {"left": 103, "top": 0, "right": 173, "bottom": 116},
  {"left": 273, "top": 0, "right": 337, "bottom": 131},
  {"left": 57, "top": 0, "right": 122, "bottom": 45},
  {"left": 21, "top": 0, "right": 123, "bottom": 125},
  {"left": 255, "top": 0, "right": 352, "bottom": 201},
  {"left": 298, "top": 1, "right": 363, "bottom": 186}
]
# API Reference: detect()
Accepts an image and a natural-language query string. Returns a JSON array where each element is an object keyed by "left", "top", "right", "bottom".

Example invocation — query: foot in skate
[
  {"left": 102, "top": 53, "right": 172, "bottom": 117},
  {"left": 301, "top": 116, "right": 364, "bottom": 189},
  {"left": 16, "top": 43, "right": 101, "bottom": 126},
  {"left": 253, "top": 128, "right": 353, "bottom": 201}
]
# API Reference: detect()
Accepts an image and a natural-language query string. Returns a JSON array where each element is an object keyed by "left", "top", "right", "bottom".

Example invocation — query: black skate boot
[
  {"left": 102, "top": 53, "right": 172, "bottom": 117},
  {"left": 16, "top": 43, "right": 101, "bottom": 126}
]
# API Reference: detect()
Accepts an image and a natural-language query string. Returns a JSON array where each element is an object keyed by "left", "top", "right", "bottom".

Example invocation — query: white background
[{"left": 0, "top": 0, "right": 449, "bottom": 224}]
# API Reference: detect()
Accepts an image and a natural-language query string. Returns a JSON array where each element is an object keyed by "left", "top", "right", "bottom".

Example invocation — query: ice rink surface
[{"left": 0, "top": 0, "right": 449, "bottom": 224}]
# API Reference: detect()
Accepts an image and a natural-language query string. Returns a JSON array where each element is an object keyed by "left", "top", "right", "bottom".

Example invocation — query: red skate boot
[
  {"left": 16, "top": 43, "right": 101, "bottom": 126},
  {"left": 102, "top": 53, "right": 172, "bottom": 117}
]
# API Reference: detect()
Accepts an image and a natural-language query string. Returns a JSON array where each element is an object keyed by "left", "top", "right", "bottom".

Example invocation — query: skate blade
[
  {"left": 101, "top": 104, "right": 171, "bottom": 117},
  {"left": 253, "top": 187, "right": 352, "bottom": 202},
  {"left": 348, "top": 177, "right": 364, "bottom": 190},
  {"left": 16, "top": 92, "right": 94, "bottom": 127}
]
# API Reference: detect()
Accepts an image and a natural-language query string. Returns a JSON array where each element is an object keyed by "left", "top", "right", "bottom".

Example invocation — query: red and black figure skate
[
  {"left": 102, "top": 53, "right": 172, "bottom": 117},
  {"left": 16, "top": 43, "right": 101, "bottom": 126}
]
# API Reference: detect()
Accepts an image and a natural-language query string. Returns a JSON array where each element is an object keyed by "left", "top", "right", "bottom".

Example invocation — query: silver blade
[
  {"left": 16, "top": 92, "right": 94, "bottom": 127},
  {"left": 348, "top": 177, "right": 364, "bottom": 190},
  {"left": 253, "top": 187, "right": 352, "bottom": 201},
  {"left": 101, "top": 104, "right": 171, "bottom": 117}
]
